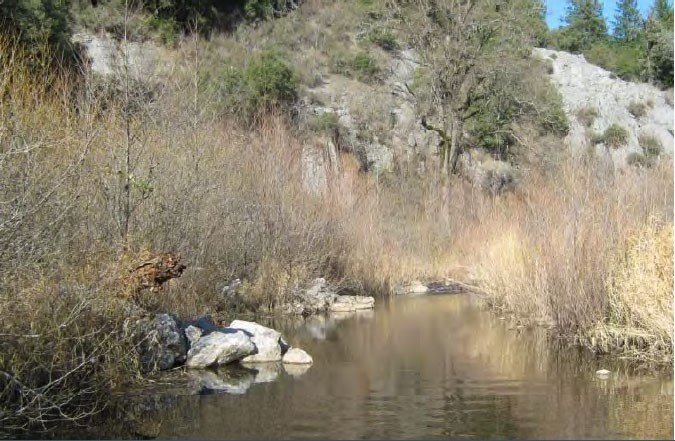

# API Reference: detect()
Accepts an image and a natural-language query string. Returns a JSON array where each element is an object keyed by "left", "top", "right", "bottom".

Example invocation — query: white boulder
[
  {"left": 282, "top": 348, "right": 313, "bottom": 364},
  {"left": 229, "top": 320, "right": 284, "bottom": 362},
  {"left": 186, "top": 330, "right": 255, "bottom": 369}
]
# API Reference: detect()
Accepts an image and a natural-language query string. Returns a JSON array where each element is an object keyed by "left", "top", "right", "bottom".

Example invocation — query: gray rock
[
  {"left": 330, "top": 295, "right": 375, "bottom": 312},
  {"left": 356, "top": 139, "right": 394, "bottom": 173},
  {"left": 184, "top": 325, "right": 203, "bottom": 348},
  {"left": 278, "top": 302, "right": 307, "bottom": 315},
  {"left": 279, "top": 336, "right": 291, "bottom": 355},
  {"left": 274, "top": 277, "right": 338, "bottom": 316},
  {"left": 133, "top": 313, "right": 187, "bottom": 372},
  {"left": 329, "top": 301, "right": 357, "bottom": 313},
  {"left": 186, "top": 330, "right": 255, "bottom": 369},
  {"left": 184, "top": 315, "right": 219, "bottom": 334},
  {"left": 302, "top": 147, "right": 329, "bottom": 195},
  {"left": 229, "top": 320, "right": 284, "bottom": 362},
  {"left": 72, "top": 32, "right": 162, "bottom": 80},
  {"left": 221, "top": 278, "right": 242, "bottom": 297},
  {"left": 282, "top": 348, "right": 313, "bottom": 364},
  {"left": 306, "top": 277, "right": 327, "bottom": 297},
  {"left": 397, "top": 281, "right": 429, "bottom": 295}
]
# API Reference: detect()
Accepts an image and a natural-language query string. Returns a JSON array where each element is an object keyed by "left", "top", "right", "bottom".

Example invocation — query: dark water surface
[{"left": 64, "top": 294, "right": 675, "bottom": 439}]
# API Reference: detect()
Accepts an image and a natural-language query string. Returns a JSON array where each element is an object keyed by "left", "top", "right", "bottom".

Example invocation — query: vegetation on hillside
[
  {"left": 0, "top": 0, "right": 672, "bottom": 435},
  {"left": 548, "top": 0, "right": 674, "bottom": 87},
  {"left": 391, "top": 0, "right": 568, "bottom": 172}
]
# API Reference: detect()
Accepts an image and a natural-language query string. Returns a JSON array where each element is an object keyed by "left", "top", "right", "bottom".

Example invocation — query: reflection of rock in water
[
  {"left": 330, "top": 311, "right": 355, "bottom": 321},
  {"left": 190, "top": 366, "right": 256, "bottom": 395},
  {"left": 191, "top": 363, "right": 286, "bottom": 394},
  {"left": 305, "top": 310, "right": 375, "bottom": 340},
  {"left": 355, "top": 309, "right": 375, "bottom": 320},
  {"left": 245, "top": 362, "right": 282, "bottom": 384},
  {"left": 62, "top": 382, "right": 203, "bottom": 439},
  {"left": 305, "top": 315, "right": 332, "bottom": 340},
  {"left": 284, "top": 363, "right": 312, "bottom": 378}
]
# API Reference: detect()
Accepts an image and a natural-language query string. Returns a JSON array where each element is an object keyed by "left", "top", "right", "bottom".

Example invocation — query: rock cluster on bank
[
  {"left": 132, "top": 315, "right": 313, "bottom": 376},
  {"left": 271, "top": 278, "right": 376, "bottom": 316}
]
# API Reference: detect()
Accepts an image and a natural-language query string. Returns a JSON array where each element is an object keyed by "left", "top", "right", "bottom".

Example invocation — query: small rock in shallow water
[
  {"left": 596, "top": 369, "right": 611, "bottom": 377},
  {"left": 282, "top": 347, "right": 313, "bottom": 364}
]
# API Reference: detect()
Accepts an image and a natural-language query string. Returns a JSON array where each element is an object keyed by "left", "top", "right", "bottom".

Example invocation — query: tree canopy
[
  {"left": 613, "top": 0, "right": 644, "bottom": 42},
  {"left": 561, "top": 0, "right": 607, "bottom": 51}
]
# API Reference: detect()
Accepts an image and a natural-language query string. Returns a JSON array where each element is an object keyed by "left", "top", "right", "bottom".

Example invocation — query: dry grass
[
  {"left": 467, "top": 157, "right": 673, "bottom": 360},
  {"left": 592, "top": 220, "right": 673, "bottom": 360},
  {"left": 575, "top": 105, "right": 599, "bottom": 128}
]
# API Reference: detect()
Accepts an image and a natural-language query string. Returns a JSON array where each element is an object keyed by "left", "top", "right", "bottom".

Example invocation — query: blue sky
[{"left": 545, "top": 0, "right": 657, "bottom": 30}]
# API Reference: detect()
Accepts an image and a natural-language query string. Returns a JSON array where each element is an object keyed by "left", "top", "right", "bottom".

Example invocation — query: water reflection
[
  {"left": 51, "top": 294, "right": 675, "bottom": 439},
  {"left": 303, "top": 309, "right": 375, "bottom": 341}
]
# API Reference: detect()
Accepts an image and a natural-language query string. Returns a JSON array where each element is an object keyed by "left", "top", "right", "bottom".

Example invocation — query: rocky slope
[
  {"left": 74, "top": 30, "right": 674, "bottom": 181},
  {"left": 534, "top": 47, "right": 674, "bottom": 166}
]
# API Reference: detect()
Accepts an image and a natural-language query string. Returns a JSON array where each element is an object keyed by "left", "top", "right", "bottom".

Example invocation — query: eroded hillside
[{"left": 536, "top": 47, "right": 673, "bottom": 167}]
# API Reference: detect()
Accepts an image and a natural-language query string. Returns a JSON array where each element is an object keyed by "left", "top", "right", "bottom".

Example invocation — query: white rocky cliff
[{"left": 534, "top": 47, "right": 674, "bottom": 166}]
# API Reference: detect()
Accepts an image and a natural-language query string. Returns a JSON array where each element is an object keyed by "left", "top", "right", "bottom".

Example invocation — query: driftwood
[{"left": 127, "top": 252, "right": 186, "bottom": 294}]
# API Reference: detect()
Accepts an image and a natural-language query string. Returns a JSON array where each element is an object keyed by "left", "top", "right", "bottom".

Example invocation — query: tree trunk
[{"left": 448, "top": 119, "right": 463, "bottom": 175}]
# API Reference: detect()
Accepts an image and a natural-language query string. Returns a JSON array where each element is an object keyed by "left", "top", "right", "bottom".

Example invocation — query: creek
[{"left": 51, "top": 294, "right": 674, "bottom": 439}]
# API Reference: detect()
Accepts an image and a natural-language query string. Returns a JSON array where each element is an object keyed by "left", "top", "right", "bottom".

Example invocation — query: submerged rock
[
  {"left": 282, "top": 348, "right": 313, "bottom": 365},
  {"left": 229, "top": 320, "right": 284, "bottom": 362},
  {"left": 133, "top": 313, "right": 188, "bottom": 372},
  {"left": 186, "top": 330, "right": 255, "bottom": 369}
]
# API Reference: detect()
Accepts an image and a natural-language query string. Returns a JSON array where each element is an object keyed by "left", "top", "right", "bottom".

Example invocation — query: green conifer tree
[
  {"left": 613, "top": 0, "right": 644, "bottom": 42},
  {"left": 563, "top": 0, "right": 608, "bottom": 51}
]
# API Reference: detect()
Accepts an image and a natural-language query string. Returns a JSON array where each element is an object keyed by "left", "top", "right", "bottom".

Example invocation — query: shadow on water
[{"left": 30, "top": 294, "right": 674, "bottom": 440}]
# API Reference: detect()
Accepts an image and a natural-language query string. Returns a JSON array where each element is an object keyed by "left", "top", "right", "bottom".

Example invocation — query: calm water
[{"left": 66, "top": 294, "right": 675, "bottom": 439}]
